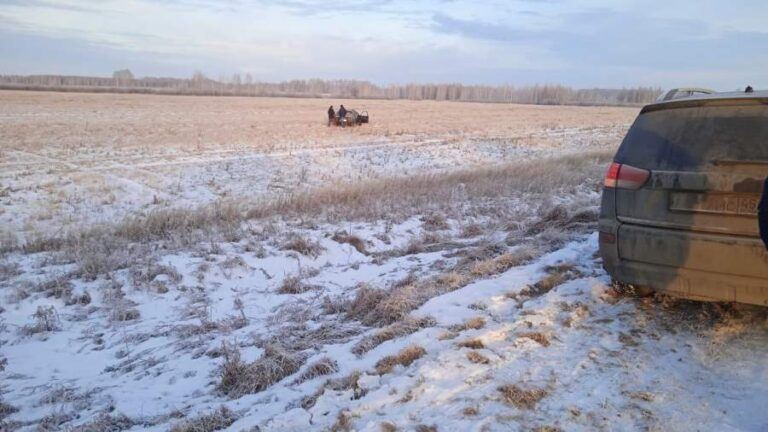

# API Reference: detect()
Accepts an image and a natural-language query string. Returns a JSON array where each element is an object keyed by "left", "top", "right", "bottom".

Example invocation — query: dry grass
[
  {"left": 460, "top": 223, "right": 484, "bottom": 238},
  {"left": 110, "top": 307, "right": 141, "bottom": 322},
  {"left": 421, "top": 213, "right": 449, "bottom": 231},
  {"left": 115, "top": 203, "right": 243, "bottom": 245},
  {"left": 130, "top": 262, "right": 181, "bottom": 287},
  {"left": 437, "top": 331, "right": 458, "bottom": 340},
  {"left": 346, "top": 283, "right": 388, "bottom": 323},
  {"left": 300, "top": 370, "right": 366, "bottom": 410},
  {"left": 462, "top": 406, "right": 479, "bottom": 416},
  {"left": 70, "top": 413, "right": 134, "bottom": 432},
  {"left": 0, "top": 229, "right": 19, "bottom": 255},
  {"left": 449, "top": 316, "right": 486, "bottom": 332},
  {"left": 331, "top": 231, "right": 368, "bottom": 255},
  {"left": 330, "top": 410, "right": 352, "bottom": 432},
  {"left": 169, "top": 406, "right": 237, "bottom": 432},
  {"left": 346, "top": 279, "right": 441, "bottom": 327},
  {"left": 527, "top": 204, "right": 598, "bottom": 236},
  {"left": 278, "top": 275, "right": 309, "bottom": 294},
  {"left": 0, "top": 261, "right": 21, "bottom": 281},
  {"left": 375, "top": 345, "right": 427, "bottom": 375},
  {"left": 347, "top": 243, "right": 543, "bottom": 327},
  {"left": 517, "top": 332, "right": 551, "bottom": 347},
  {"left": 517, "top": 263, "right": 583, "bottom": 300},
  {"left": 295, "top": 357, "right": 339, "bottom": 383},
  {"left": 380, "top": 421, "right": 398, "bottom": 432},
  {"left": 217, "top": 344, "right": 302, "bottom": 398},
  {"left": 34, "top": 276, "right": 73, "bottom": 301},
  {"left": 467, "top": 245, "right": 541, "bottom": 278},
  {"left": 0, "top": 401, "right": 18, "bottom": 421},
  {"left": 9, "top": 150, "right": 609, "bottom": 292},
  {"left": 21, "top": 305, "right": 61, "bottom": 335},
  {"left": 533, "top": 426, "right": 563, "bottom": 432},
  {"left": 282, "top": 234, "right": 324, "bottom": 257},
  {"left": 456, "top": 339, "right": 485, "bottom": 349},
  {"left": 0, "top": 91, "right": 635, "bottom": 158},
  {"left": 535, "top": 270, "right": 576, "bottom": 292},
  {"left": 498, "top": 384, "right": 549, "bottom": 409},
  {"left": 352, "top": 316, "right": 436, "bottom": 356},
  {"left": 624, "top": 390, "right": 655, "bottom": 402},
  {"left": 37, "top": 412, "right": 74, "bottom": 431},
  {"left": 248, "top": 151, "right": 612, "bottom": 222},
  {"left": 434, "top": 271, "right": 467, "bottom": 290},
  {"left": 466, "top": 351, "right": 490, "bottom": 364}
]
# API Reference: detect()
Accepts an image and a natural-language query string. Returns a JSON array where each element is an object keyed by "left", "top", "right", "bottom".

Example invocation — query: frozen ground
[
  {"left": 1, "top": 92, "right": 767, "bottom": 432},
  {"left": 2, "top": 222, "right": 767, "bottom": 432}
]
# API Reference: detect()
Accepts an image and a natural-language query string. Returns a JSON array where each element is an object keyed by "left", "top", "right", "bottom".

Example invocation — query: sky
[{"left": 0, "top": 0, "right": 766, "bottom": 90}]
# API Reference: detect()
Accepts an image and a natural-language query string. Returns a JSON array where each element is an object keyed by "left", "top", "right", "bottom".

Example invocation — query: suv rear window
[{"left": 615, "top": 101, "right": 768, "bottom": 170}]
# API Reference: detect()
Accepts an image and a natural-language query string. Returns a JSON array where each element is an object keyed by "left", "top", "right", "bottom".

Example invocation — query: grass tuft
[
  {"left": 295, "top": 357, "right": 339, "bottom": 383},
  {"left": 169, "top": 406, "right": 237, "bottom": 432},
  {"left": 449, "top": 316, "right": 486, "bottom": 332},
  {"left": 331, "top": 231, "right": 368, "bottom": 255},
  {"left": 352, "top": 316, "right": 436, "bottom": 356},
  {"left": 498, "top": 384, "right": 548, "bottom": 409},
  {"left": 283, "top": 234, "right": 324, "bottom": 257},
  {"left": 375, "top": 345, "right": 426, "bottom": 375},
  {"left": 518, "top": 332, "right": 551, "bottom": 347},
  {"left": 456, "top": 339, "right": 484, "bottom": 349},
  {"left": 218, "top": 344, "right": 301, "bottom": 398},
  {"left": 466, "top": 351, "right": 490, "bottom": 364}
]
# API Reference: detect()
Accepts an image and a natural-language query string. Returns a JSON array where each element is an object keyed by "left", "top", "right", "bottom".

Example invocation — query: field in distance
[{"left": 0, "top": 90, "right": 637, "bottom": 238}]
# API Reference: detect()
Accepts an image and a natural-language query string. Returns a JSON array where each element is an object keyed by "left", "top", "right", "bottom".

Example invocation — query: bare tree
[
  {"left": 0, "top": 73, "right": 662, "bottom": 106},
  {"left": 112, "top": 69, "right": 134, "bottom": 87}
]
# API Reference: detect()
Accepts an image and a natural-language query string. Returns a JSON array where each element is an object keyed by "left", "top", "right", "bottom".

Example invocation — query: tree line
[{"left": 0, "top": 71, "right": 662, "bottom": 106}]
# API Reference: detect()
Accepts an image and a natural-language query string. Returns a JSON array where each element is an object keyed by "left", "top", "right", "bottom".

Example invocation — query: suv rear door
[{"left": 613, "top": 98, "right": 768, "bottom": 279}]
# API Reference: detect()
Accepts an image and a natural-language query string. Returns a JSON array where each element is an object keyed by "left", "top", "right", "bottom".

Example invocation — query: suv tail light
[{"left": 603, "top": 162, "right": 650, "bottom": 189}]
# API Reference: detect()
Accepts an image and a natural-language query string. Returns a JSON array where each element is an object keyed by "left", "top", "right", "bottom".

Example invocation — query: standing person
[
  {"left": 760, "top": 177, "right": 768, "bottom": 249},
  {"left": 327, "top": 105, "right": 335, "bottom": 126},
  {"left": 338, "top": 104, "right": 347, "bottom": 122}
]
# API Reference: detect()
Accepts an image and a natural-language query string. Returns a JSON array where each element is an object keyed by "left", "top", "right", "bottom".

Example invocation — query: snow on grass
[
  {"left": 1, "top": 97, "right": 766, "bottom": 431},
  {"left": 3, "top": 229, "right": 767, "bottom": 432}
]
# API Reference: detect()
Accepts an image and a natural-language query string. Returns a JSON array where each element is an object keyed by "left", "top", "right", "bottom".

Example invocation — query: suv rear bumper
[{"left": 600, "top": 222, "right": 768, "bottom": 306}]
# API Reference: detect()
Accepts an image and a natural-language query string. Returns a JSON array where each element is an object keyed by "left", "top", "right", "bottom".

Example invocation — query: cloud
[
  {"left": 0, "top": 0, "right": 97, "bottom": 13},
  {"left": 429, "top": 8, "right": 768, "bottom": 85},
  {"left": 0, "top": 0, "right": 766, "bottom": 89},
  {"left": 431, "top": 13, "right": 537, "bottom": 42}
]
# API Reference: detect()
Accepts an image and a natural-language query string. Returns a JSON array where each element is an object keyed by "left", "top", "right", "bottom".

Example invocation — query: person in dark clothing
[
  {"left": 338, "top": 105, "right": 347, "bottom": 120},
  {"left": 327, "top": 105, "right": 335, "bottom": 126},
  {"left": 759, "top": 177, "right": 768, "bottom": 249}
]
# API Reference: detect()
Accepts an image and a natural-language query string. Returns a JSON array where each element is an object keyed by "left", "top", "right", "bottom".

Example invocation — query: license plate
[{"left": 669, "top": 192, "right": 759, "bottom": 216}]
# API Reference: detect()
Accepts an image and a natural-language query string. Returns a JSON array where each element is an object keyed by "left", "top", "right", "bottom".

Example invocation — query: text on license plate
[{"left": 669, "top": 192, "right": 758, "bottom": 216}]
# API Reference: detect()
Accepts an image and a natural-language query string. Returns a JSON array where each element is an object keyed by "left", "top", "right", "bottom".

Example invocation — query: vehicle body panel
[{"left": 600, "top": 93, "right": 768, "bottom": 305}]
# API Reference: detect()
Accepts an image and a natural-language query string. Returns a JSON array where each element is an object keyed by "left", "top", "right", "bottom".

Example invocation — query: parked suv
[{"left": 599, "top": 89, "right": 768, "bottom": 306}]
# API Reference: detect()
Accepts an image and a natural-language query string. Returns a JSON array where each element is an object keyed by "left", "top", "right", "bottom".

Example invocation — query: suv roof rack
[{"left": 658, "top": 87, "right": 715, "bottom": 102}]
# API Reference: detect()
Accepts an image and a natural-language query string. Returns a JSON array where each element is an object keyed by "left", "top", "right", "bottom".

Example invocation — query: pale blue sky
[{"left": 0, "top": 0, "right": 766, "bottom": 89}]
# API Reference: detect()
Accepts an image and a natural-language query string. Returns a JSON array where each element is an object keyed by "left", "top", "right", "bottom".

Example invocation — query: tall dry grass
[
  {"left": 9, "top": 151, "right": 611, "bottom": 281},
  {"left": 248, "top": 150, "right": 611, "bottom": 221}
]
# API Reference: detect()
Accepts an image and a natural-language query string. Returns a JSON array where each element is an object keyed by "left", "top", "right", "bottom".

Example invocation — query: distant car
[
  {"left": 599, "top": 88, "right": 768, "bottom": 306},
  {"left": 335, "top": 109, "right": 369, "bottom": 127}
]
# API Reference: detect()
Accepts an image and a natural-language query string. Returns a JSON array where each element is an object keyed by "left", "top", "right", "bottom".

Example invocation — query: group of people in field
[{"left": 327, "top": 105, "right": 347, "bottom": 126}]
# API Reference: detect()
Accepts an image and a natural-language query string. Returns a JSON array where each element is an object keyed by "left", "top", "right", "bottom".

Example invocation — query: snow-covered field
[
  {"left": 1, "top": 92, "right": 767, "bottom": 432},
  {"left": 0, "top": 91, "right": 634, "bottom": 239}
]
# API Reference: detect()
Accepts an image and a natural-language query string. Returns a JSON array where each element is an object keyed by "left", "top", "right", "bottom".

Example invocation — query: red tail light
[{"left": 603, "top": 162, "right": 649, "bottom": 190}]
